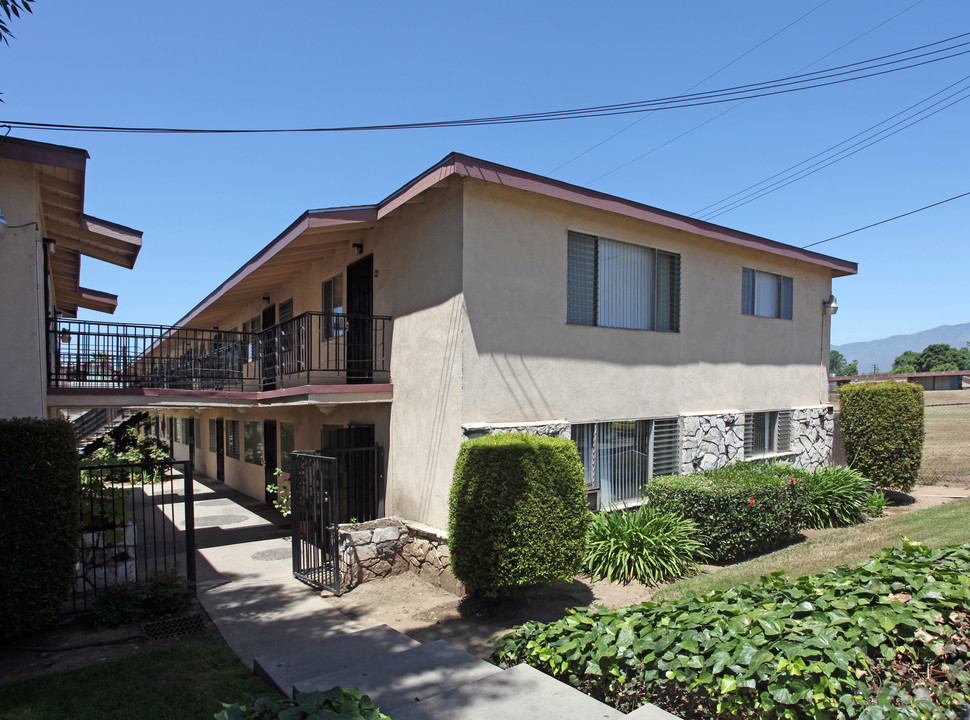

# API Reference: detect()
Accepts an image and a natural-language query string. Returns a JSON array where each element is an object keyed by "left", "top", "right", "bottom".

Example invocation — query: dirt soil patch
[{"left": 326, "top": 485, "right": 969, "bottom": 660}]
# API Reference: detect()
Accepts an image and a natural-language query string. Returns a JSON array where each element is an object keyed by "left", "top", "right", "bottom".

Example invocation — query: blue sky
[{"left": 2, "top": 0, "right": 968, "bottom": 346}]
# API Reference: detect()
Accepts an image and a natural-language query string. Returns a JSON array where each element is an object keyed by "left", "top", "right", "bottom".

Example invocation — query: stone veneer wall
[
  {"left": 681, "top": 412, "right": 744, "bottom": 474},
  {"left": 789, "top": 406, "right": 835, "bottom": 471},
  {"left": 338, "top": 518, "right": 461, "bottom": 595}
]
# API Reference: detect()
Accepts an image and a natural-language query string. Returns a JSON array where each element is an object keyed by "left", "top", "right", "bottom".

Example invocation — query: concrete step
[
  {"left": 626, "top": 702, "right": 683, "bottom": 719},
  {"left": 253, "top": 624, "right": 421, "bottom": 697},
  {"left": 390, "top": 663, "right": 623, "bottom": 720},
  {"left": 292, "top": 639, "right": 501, "bottom": 715}
]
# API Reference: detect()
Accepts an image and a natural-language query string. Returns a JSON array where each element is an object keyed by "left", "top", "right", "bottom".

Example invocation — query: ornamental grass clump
[
  {"left": 584, "top": 505, "right": 708, "bottom": 585},
  {"left": 494, "top": 539, "right": 970, "bottom": 719},
  {"left": 804, "top": 463, "right": 874, "bottom": 528}
]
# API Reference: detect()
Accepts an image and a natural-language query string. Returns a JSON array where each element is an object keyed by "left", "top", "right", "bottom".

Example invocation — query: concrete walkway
[{"left": 190, "top": 476, "right": 676, "bottom": 719}]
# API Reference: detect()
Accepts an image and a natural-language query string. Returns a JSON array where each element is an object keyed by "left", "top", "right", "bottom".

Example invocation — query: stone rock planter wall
[
  {"left": 681, "top": 412, "right": 744, "bottom": 474},
  {"left": 75, "top": 521, "right": 137, "bottom": 595},
  {"left": 338, "top": 518, "right": 460, "bottom": 595}
]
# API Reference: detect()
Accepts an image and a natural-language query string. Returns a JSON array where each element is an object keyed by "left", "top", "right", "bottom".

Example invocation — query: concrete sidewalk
[{"left": 191, "top": 475, "right": 675, "bottom": 719}]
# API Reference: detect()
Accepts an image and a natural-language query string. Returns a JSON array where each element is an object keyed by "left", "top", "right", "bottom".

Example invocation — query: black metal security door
[
  {"left": 291, "top": 452, "right": 340, "bottom": 594},
  {"left": 346, "top": 255, "right": 373, "bottom": 384}
]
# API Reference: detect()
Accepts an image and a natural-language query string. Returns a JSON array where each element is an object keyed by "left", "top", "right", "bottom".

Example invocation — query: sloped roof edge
[{"left": 176, "top": 152, "right": 857, "bottom": 327}]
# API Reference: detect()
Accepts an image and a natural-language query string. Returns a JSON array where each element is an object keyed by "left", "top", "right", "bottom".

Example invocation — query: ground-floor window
[
  {"left": 208, "top": 419, "right": 218, "bottom": 452},
  {"left": 744, "top": 410, "right": 791, "bottom": 458},
  {"left": 571, "top": 417, "right": 680, "bottom": 510},
  {"left": 226, "top": 420, "right": 240, "bottom": 459},
  {"left": 244, "top": 421, "right": 264, "bottom": 465},
  {"left": 174, "top": 418, "right": 184, "bottom": 444}
]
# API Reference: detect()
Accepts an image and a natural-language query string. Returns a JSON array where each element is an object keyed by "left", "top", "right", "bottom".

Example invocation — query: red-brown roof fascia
[
  {"left": 0, "top": 135, "right": 89, "bottom": 171},
  {"left": 176, "top": 152, "right": 858, "bottom": 327}
]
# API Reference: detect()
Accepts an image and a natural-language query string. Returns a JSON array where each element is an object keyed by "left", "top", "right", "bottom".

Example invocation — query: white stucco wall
[
  {"left": 0, "top": 158, "right": 47, "bottom": 419},
  {"left": 459, "top": 179, "right": 833, "bottom": 426}
]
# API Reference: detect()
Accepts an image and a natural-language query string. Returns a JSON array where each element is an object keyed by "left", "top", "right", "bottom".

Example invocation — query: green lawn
[
  {"left": 655, "top": 497, "right": 970, "bottom": 601},
  {"left": 0, "top": 632, "right": 276, "bottom": 720}
]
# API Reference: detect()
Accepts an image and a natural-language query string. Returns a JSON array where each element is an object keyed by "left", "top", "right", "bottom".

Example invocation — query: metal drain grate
[{"left": 142, "top": 613, "right": 206, "bottom": 640}]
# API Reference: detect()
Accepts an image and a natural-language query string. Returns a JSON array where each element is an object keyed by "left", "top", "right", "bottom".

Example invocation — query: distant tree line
[
  {"left": 891, "top": 343, "right": 970, "bottom": 374},
  {"left": 830, "top": 342, "right": 970, "bottom": 377}
]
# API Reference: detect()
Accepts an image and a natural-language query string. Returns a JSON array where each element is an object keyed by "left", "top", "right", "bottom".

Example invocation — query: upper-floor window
[
  {"left": 322, "top": 273, "right": 344, "bottom": 339},
  {"left": 567, "top": 232, "right": 680, "bottom": 332},
  {"left": 742, "top": 268, "right": 793, "bottom": 319}
]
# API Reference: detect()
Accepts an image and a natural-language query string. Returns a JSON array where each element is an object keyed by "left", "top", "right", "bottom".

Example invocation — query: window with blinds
[
  {"left": 571, "top": 417, "right": 680, "bottom": 510},
  {"left": 744, "top": 410, "right": 792, "bottom": 458},
  {"left": 742, "top": 268, "right": 793, "bottom": 319},
  {"left": 567, "top": 232, "right": 680, "bottom": 332}
]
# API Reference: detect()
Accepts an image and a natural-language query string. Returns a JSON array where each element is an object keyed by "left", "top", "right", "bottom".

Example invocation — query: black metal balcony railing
[{"left": 48, "top": 311, "right": 390, "bottom": 391}]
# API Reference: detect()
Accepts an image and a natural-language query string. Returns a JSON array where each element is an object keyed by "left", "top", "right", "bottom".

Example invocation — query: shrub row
[
  {"left": 448, "top": 433, "right": 589, "bottom": 596},
  {"left": 217, "top": 688, "right": 389, "bottom": 720},
  {"left": 646, "top": 464, "right": 809, "bottom": 563},
  {"left": 494, "top": 539, "right": 970, "bottom": 719},
  {"left": 0, "top": 418, "right": 80, "bottom": 641}
]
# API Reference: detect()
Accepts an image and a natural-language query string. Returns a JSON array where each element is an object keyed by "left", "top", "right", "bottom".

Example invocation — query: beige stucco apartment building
[
  {"left": 0, "top": 136, "right": 141, "bottom": 420},
  {"left": 44, "top": 153, "right": 856, "bottom": 530}
]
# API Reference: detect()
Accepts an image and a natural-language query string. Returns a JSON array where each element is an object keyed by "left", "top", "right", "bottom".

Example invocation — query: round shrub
[
  {"left": 0, "top": 418, "right": 80, "bottom": 640},
  {"left": 646, "top": 464, "right": 808, "bottom": 563},
  {"left": 448, "top": 432, "right": 589, "bottom": 595},
  {"left": 838, "top": 381, "right": 924, "bottom": 492},
  {"left": 585, "top": 505, "right": 708, "bottom": 585},
  {"left": 804, "top": 464, "right": 873, "bottom": 528}
]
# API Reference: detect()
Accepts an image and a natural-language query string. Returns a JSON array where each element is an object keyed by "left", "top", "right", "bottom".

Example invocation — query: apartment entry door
[
  {"left": 215, "top": 418, "right": 225, "bottom": 482},
  {"left": 261, "top": 304, "right": 277, "bottom": 390},
  {"left": 346, "top": 255, "right": 373, "bottom": 384},
  {"left": 264, "top": 420, "right": 277, "bottom": 503}
]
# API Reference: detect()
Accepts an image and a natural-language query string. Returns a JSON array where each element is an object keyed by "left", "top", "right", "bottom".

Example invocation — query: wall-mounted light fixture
[
  {"left": 262, "top": 296, "right": 271, "bottom": 305},
  {"left": 352, "top": 242, "right": 364, "bottom": 256},
  {"left": 59, "top": 328, "right": 72, "bottom": 343},
  {"left": 823, "top": 295, "right": 839, "bottom": 315}
]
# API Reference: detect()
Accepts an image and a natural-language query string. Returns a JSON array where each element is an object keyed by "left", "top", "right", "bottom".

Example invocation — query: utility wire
[
  {"left": 803, "top": 190, "right": 970, "bottom": 248},
  {"left": 546, "top": 0, "right": 833, "bottom": 174},
  {"left": 697, "top": 75, "right": 970, "bottom": 220},
  {"left": 2, "top": 32, "right": 969, "bottom": 136},
  {"left": 586, "top": 0, "right": 930, "bottom": 186}
]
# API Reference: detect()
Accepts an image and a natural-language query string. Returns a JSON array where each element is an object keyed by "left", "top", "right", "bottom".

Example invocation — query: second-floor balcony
[{"left": 48, "top": 311, "right": 390, "bottom": 394}]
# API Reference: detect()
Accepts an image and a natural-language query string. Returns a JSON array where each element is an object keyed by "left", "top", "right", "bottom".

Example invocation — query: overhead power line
[
  {"left": 3, "top": 32, "right": 970, "bottom": 136},
  {"left": 547, "top": 0, "right": 833, "bottom": 174},
  {"left": 695, "top": 74, "right": 970, "bottom": 220},
  {"left": 803, "top": 190, "right": 970, "bottom": 248},
  {"left": 583, "top": 0, "right": 929, "bottom": 186}
]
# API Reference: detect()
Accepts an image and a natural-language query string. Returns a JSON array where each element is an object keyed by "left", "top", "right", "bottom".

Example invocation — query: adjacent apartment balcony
[{"left": 47, "top": 312, "right": 391, "bottom": 409}]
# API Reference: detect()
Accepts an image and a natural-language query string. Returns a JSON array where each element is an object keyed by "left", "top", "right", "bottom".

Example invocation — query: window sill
[{"left": 745, "top": 451, "right": 795, "bottom": 463}]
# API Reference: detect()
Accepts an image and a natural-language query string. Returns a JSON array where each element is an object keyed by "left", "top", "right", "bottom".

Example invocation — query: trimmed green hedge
[
  {"left": 0, "top": 418, "right": 80, "bottom": 640},
  {"left": 646, "top": 464, "right": 809, "bottom": 563},
  {"left": 839, "top": 381, "right": 925, "bottom": 492},
  {"left": 448, "top": 432, "right": 589, "bottom": 595}
]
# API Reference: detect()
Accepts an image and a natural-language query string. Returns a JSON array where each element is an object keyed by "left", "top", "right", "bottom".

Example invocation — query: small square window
[
  {"left": 742, "top": 268, "right": 793, "bottom": 319},
  {"left": 226, "top": 420, "right": 240, "bottom": 460}
]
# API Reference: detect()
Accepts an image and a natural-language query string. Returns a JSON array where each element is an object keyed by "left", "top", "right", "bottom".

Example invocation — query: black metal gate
[
  {"left": 74, "top": 460, "right": 196, "bottom": 612},
  {"left": 290, "top": 452, "right": 340, "bottom": 593}
]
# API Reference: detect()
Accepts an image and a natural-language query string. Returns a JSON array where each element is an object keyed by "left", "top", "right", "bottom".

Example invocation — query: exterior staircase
[{"left": 253, "top": 624, "right": 679, "bottom": 720}]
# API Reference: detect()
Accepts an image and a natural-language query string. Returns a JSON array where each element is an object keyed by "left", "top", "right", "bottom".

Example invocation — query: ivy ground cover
[{"left": 493, "top": 540, "right": 970, "bottom": 719}]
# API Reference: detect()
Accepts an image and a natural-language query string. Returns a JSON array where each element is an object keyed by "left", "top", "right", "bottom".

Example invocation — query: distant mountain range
[{"left": 832, "top": 322, "right": 970, "bottom": 375}]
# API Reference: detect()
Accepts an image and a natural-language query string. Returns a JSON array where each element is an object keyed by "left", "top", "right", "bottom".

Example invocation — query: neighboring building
[
  {"left": 46, "top": 153, "right": 857, "bottom": 529},
  {"left": 831, "top": 370, "right": 967, "bottom": 392},
  {"left": 0, "top": 136, "right": 141, "bottom": 420}
]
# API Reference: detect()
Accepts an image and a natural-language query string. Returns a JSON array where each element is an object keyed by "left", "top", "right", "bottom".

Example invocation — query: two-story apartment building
[
  {"left": 0, "top": 136, "right": 141, "bottom": 420},
  {"left": 46, "top": 153, "right": 856, "bottom": 530}
]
